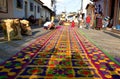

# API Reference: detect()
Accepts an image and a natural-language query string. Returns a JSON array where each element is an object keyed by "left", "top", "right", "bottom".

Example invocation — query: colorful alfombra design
[{"left": 0, "top": 26, "right": 120, "bottom": 79}]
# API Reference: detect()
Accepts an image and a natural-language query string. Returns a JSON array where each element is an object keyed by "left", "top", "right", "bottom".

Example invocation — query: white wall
[
  {"left": 83, "top": 0, "right": 93, "bottom": 17},
  {"left": 41, "top": 7, "right": 46, "bottom": 21},
  {"left": 42, "top": 8, "right": 51, "bottom": 21},
  {"left": 41, "top": 0, "right": 52, "bottom": 9}
]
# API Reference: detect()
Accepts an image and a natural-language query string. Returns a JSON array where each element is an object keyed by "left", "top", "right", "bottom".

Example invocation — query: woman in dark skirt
[{"left": 96, "top": 14, "right": 102, "bottom": 30}]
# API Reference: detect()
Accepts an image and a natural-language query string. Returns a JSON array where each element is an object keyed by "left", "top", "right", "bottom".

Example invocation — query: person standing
[
  {"left": 96, "top": 13, "right": 103, "bottom": 30},
  {"left": 86, "top": 14, "right": 91, "bottom": 29},
  {"left": 71, "top": 20, "right": 75, "bottom": 28},
  {"left": 74, "top": 16, "right": 78, "bottom": 27}
]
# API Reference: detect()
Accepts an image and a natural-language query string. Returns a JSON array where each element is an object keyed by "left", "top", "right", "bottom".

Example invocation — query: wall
[
  {"left": 33, "top": 1, "right": 42, "bottom": 19},
  {"left": 94, "top": 0, "right": 104, "bottom": 15},
  {"left": 83, "top": 0, "right": 93, "bottom": 17},
  {"left": 41, "top": 7, "right": 46, "bottom": 21},
  {"left": 28, "top": 0, "right": 42, "bottom": 19},
  {"left": 0, "top": 0, "right": 51, "bottom": 20},
  {"left": 13, "top": 0, "right": 42, "bottom": 19},
  {"left": 42, "top": 7, "right": 51, "bottom": 22},
  {"left": 113, "top": 0, "right": 119, "bottom": 26},
  {"left": 103, "top": 0, "right": 112, "bottom": 17},
  {"left": 13, "top": 0, "right": 25, "bottom": 18},
  {"left": 0, "top": 0, "right": 14, "bottom": 18},
  {"left": 27, "top": 0, "right": 34, "bottom": 18},
  {"left": 41, "top": 0, "right": 52, "bottom": 9}
]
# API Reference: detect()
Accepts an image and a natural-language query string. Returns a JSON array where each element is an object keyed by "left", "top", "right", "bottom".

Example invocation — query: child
[
  {"left": 71, "top": 20, "right": 75, "bottom": 28},
  {"left": 86, "top": 14, "right": 91, "bottom": 29}
]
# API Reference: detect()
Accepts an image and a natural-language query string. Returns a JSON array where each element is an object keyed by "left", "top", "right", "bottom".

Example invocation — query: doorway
[
  {"left": 110, "top": 0, "right": 115, "bottom": 19},
  {"left": 24, "top": 1, "right": 28, "bottom": 18},
  {"left": 34, "top": 5, "right": 36, "bottom": 18}
]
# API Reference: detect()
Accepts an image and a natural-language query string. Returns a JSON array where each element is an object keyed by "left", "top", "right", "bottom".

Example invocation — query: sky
[
  {"left": 41, "top": 0, "right": 92, "bottom": 15},
  {"left": 56, "top": 0, "right": 82, "bottom": 14}
]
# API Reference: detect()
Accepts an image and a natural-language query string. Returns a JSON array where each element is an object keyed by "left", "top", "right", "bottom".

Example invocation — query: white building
[
  {"left": 41, "top": 5, "right": 53, "bottom": 21},
  {"left": 40, "top": 0, "right": 56, "bottom": 12}
]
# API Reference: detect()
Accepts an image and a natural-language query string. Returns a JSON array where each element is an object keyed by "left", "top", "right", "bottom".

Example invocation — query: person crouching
[{"left": 43, "top": 21, "right": 55, "bottom": 30}]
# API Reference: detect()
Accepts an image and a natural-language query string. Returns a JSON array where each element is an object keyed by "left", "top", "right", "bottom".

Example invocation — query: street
[
  {"left": 0, "top": 26, "right": 120, "bottom": 79},
  {"left": 0, "top": 0, "right": 120, "bottom": 79}
]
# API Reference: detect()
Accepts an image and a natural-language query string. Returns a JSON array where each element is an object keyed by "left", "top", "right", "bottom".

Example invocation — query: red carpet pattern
[{"left": 0, "top": 26, "right": 120, "bottom": 79}]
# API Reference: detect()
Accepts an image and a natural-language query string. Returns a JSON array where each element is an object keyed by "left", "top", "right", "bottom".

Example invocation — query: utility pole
[{"left": 80, "top": 0, "right": 83, "bottom": 12}]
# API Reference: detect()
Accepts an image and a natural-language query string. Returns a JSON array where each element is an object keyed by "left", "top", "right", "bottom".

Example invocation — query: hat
[
  {"left": 106, "top": 16, "right": 110, "bottom": 18},
  {"left": 106, "top": 16, "right": 110, "bottom": 20},
  {"left": 104, "top": 17, "right": 109, "bottom": 21}
]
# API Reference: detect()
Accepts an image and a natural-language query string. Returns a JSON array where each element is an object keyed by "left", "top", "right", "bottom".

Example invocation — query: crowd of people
[
  {"left": 69, "top": 13, "right": 112, "bottom": 30},
  {"left": 27, "top": 13, "right": 112, "bottom": 31}
]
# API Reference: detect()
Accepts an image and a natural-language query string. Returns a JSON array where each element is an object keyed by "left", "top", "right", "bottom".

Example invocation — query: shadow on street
[{"left": 103, "top": 31, "right": 120, "bottom": 39}]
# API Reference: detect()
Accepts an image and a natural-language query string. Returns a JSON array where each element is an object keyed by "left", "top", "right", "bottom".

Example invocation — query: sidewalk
[
  {"left": 79, "top": 28, "right": 120, "bottom": 62},
  {"left": 0, "top": 25, "right": 50, "bottom": 63}
]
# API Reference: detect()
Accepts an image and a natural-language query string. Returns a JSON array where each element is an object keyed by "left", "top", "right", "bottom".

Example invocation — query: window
[
  {"left": 37, "top": 6, "right": 40, "bottom": 13},
  {"left": 0, "top": 0, "right": 8, "bottom": 13},
  {"left": 16, "top": 0, "right": 23, "bottom": 9},
  {"left": 30, "top": 2, "right": 33, "bottom": 11},
  {"left": 51, "top": 1, "right": 54, "bottom": 7}
]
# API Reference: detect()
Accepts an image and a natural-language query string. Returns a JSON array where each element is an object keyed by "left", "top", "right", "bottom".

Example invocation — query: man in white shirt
[{"left": 43, "top": 21, "right": 55, "bottom": 30}]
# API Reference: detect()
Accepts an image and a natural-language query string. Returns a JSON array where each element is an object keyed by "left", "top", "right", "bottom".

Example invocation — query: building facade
[
  {"left": 82, "top": 0, "right": 93, "bottom": 18},
  {"left": 0, "top": 0, "right": 14, "bottom": 18},
  {"left": 41, "top": 0, "right": 56, "bottom": 21},
  {"left": 40, "top": 0, "right": 56, "bottom": 13},
  {"left": 86, "top": 3, "right": 95, "bottom": 27},
  {"left": 0, "top": 0, "right": 56, "bottom": 20},
  {"left": 42, "top": 5, "right": 54, "bottom": 22},
  {"left": 113, "top": 0, "right": 120, "bottom": 27},
  {"left": 91, "top": 0, "right": 120, "bottom": 28}
]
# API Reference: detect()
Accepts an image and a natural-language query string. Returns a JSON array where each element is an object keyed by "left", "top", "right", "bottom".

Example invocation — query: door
[
  {"left": 24, "top": 1, "right": 28, "bottom": 18},
  {"left": 34, "top": 5, "right": 36, "bottom": 18}
]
